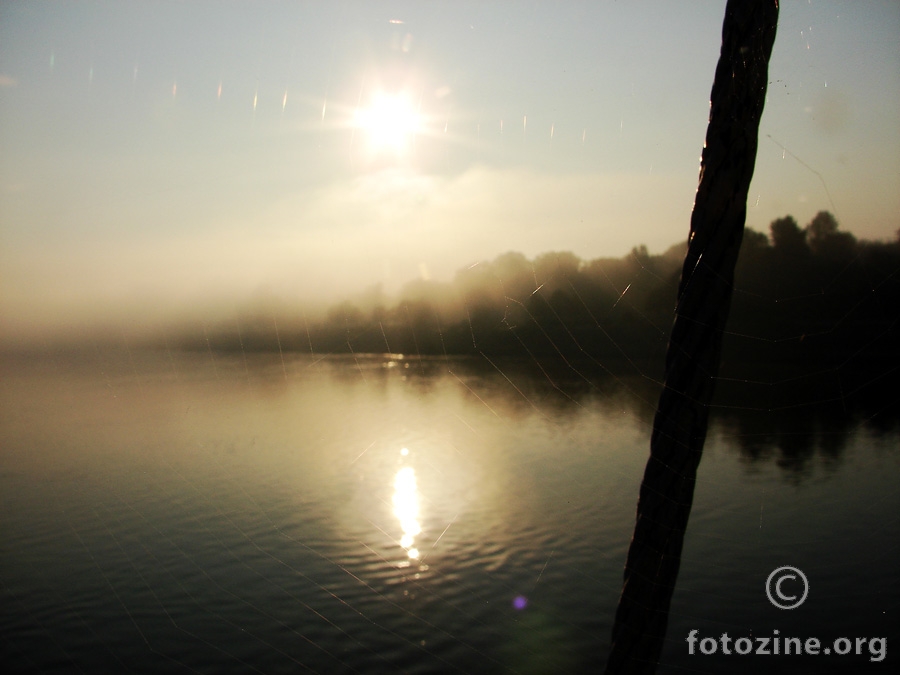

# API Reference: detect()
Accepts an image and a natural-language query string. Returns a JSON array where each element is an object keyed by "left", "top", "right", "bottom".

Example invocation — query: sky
[{"left": 1, "top": 0, "right": 899, "bottom": 342}]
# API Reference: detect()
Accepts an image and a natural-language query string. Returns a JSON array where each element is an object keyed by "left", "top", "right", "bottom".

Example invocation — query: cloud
[{"left": 0, "top": 74, "right": 17, "bottom": 87}]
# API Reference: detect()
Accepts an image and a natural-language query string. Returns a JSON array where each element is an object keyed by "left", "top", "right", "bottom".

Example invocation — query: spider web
[
  {"left": 3, "top": 219, "right": 896, "bottom": 674},
  {"left": 1, "top": 3, "right": 898, "bottom": 675}
]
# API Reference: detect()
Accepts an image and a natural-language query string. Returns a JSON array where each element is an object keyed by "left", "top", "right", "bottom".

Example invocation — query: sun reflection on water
[{"left": 393, "top": 449, "right": 421, "bottom": 560}]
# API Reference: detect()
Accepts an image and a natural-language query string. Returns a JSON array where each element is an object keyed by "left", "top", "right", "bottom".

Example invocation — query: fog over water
[
  {"left": 1, "top": 350, "right": 896, "bottom": 673},
  {"left": 1, "top": 4, "right": 898, "bottom": 672},
  {"left": 1, "top": 1, "right": 898, "bottom": 341}
]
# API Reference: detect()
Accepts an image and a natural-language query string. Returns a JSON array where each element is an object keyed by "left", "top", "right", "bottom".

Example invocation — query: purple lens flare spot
[{"left": 512, "top": 595, "right": 528, "bottom": 610}]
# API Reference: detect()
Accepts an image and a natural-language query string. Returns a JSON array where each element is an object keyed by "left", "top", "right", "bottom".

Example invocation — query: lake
[{"left": 1, "top": 349, "right": 897, "bottom": 674}]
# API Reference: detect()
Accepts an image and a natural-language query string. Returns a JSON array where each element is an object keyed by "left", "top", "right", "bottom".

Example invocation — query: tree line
[{"left": 184, "top": 211, "right": 899, "bottom": 382}]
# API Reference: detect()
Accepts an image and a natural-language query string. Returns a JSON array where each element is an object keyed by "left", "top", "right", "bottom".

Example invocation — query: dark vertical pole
[{"left": 604, "top": 2, "right": 778, "bottom": 673}]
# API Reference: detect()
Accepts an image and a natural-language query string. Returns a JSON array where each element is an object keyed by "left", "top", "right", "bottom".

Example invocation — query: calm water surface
[{"left": 1, "top": 350, "right": 897, "bottom": 674}]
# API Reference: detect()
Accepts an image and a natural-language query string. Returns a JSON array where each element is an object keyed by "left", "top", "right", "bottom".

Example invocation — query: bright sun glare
[{"left": 355, "top": 91, "right": 422, "bottom": 157}]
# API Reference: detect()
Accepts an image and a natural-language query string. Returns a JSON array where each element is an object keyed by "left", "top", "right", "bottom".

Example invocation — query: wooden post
[{"left": 604, "top": 2, "right": 778, "bottom": 673}]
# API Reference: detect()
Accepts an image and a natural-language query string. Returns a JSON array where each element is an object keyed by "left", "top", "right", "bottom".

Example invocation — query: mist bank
[
  {"left": 11, "top": 211, "right": 898, "bottom": 389},
  {"left": 158, "top": 211, "right": 899, "bottom": 379},
  {"left": 0, "top": 167, "right": 699, "bottom": 343}
]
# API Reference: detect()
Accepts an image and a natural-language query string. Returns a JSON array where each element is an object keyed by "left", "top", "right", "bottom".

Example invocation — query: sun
[{"left": 354, "top": 91, "right": 423, "bottom": 157}]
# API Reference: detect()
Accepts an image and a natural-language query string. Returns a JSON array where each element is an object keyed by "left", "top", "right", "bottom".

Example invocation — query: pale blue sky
[{"left": 1, "top": 1, "right": 898, "bottom": 339}]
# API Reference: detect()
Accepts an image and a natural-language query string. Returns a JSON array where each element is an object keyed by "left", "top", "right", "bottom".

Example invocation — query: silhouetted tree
[
  {"left": 770, "top": 215, "right": 808, "bottom": 254},
  {"left": 490, "top": 251, "right": 535, "bottom": 303},
  {"left": 807, "top": 210, "right": 838, "bottom": 243},
  {"left": 533, "top": 251, "right": 581, "bottom": 291},
  {"left": 630, "top": 244, "right": 650, "bottom": 263},
  {"left": 806, "top": 210, "right": 856, "bottom": 260},
  {"left": 742, "top": 227, "right": 769, "bottom": 249}
]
